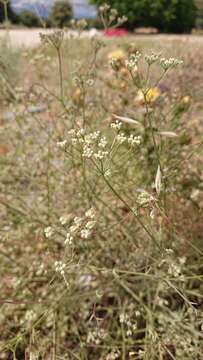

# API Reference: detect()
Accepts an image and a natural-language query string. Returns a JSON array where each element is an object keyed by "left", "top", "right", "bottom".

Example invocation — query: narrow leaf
[
  {"left": 113, "top": 114, "right": 141, "bottom": 126},
  {"left": 155, "top": 165, "right": 162, "bottom": 195},
  {"left": 159, "top": 131, "right": 178, "bottom": 138}
]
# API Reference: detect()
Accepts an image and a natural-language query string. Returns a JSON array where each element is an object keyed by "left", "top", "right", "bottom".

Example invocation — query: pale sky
[{"left": 11, "top": 0, "right": 97, "bottom": 18}]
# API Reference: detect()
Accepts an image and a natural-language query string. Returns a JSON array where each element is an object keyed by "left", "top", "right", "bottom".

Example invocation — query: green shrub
[
  {"left": 48, "top": 0, "right": 72, "bottom": 28},
  {"left": 195, "top": 0, "right": 203, "bottom": 28},
  {"left": 91, "top": 0, "right": 197, "bottom": 33},
  {"left": 19, "top": 10, "right": 41, "bottom": 27}
]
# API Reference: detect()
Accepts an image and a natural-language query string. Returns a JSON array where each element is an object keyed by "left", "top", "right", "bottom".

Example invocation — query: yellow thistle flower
[
  {"left": 135, "top": 87, "right": 160, "bottom": 105},
  {"left": 145, "top": 87, "right": 160, "bottom": 102},
  {"left": 108, "top": 49, "right": 125, "bottom": 61},
  {"left": 181, "top": 95, "right": 190, "bottom": 104}
]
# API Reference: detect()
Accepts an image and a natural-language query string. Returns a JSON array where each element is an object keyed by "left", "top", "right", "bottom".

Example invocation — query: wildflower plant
[
  {"left": 0, "top": 4, "right": 203, "bottom": 360},
  {"left": 43, "top": 37, "right": 202, "bottom": 358}
]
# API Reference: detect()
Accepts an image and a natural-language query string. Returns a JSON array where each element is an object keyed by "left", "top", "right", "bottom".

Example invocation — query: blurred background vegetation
[
  {"left": 91, "top": 0, "right": 197, "bottom": 33},
  {"left": 195, "top": 0, "right": 203, "bottom": 28},
  {"left": 0, "top": 0, "right": 203, "bottom": 32}
]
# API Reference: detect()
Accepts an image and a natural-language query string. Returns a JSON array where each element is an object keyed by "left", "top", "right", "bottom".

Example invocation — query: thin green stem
[{"left": 57, "top": 47, "right": 64, "bottom": 100}]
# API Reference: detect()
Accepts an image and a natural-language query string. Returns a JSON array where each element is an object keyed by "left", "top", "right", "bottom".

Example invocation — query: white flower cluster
[
  {"left": 99, "top": 3, "right": 110, "bottom": 12},
  {"left": 59, "top": 214, "right": 70, "bottom": 225},
  {"left": 98, "top": 136, "right": 108, "bottom": 148},
  {"left": 110, "top": 8, "right": 118, "bottom": 16},
  {"left": 145, "top": 52, "right": 160, "bottom": 65},
  {"left": 116, "top": 133, "right": 141, "bottom": 146},
  {"left": 55, "top": 260, "right": 66, "bottom": 275},
  {"left": 106, "top": 349, "right": 120, "bottom": 360},
  {"left": 125, "top": 51, "right": 142, "bottom": 71},
  {"left": 63, "top": 207, "right": 96, "bottom": 245},
  {"left": 168, "top": 263, "right": 181, "bottom": 277},
  {"left": 160, "top": 251, "right": 186, "bottom": 281},
  {"left": 67, "top": 128, "right": 86, "bottom": 146},
  {"left": 57, "top": 139, "right": 67, "bottom": 149},
  {"left": 137, "top": 190, "right": 155, "bottom": 206},
  {"left": 119, "top": 312, "right": 137, "bottom": 337},
  {"left": 116, "top": 132, "right": 126, "bottom": 144},
  {"left": 85, "top": 207, "right": 95, "bottom": 218},
  {"left": 117, "top": 15, "right": 128, "bottom": 25},
  {"left": 83, "top": 144, "right": 93, "bottom": 158},
  {"left": 21, "top": 310, "right": 36, "bottom": 327},
  {"left": 168, "top": 259, "right": 186, "bottom": 280},
  {"left": 73, "top": 75, "right": 94, "bottom": 88},
  {"left": 111, "top": 120, "right": 122, "bottom": 130},
  {"left": 44, "top": 226, "right": 54, "bottom": 238},
  {"left": 94, "top": 150, "right": 108, "bottom": 160},
  {"left": 65, "top": 232, "right": 73, "bottom": 245},
  {"left": 87, "top": 328, "right": 107, "bottom": 345},
  {"left": 160, "top": 57, "right": 183, "bottom": 71},
  {"left": 155, "top": 295, "right": 169, "bottom": 307},
  {"left": 67, "top": 128, "right": 109, "bottom": 160},
  {"left": 128, "top": 134, "right": 141, "bottom": 146}
]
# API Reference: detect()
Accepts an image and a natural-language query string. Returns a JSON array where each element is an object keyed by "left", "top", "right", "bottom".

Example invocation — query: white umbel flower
[
  {"left": 85, "top": 207, "right": 95, "bottom": 219},
  {"left": 98, "top": 136, "right": 108, "bottom": 148},
  {"left": 82, "top": 145, "right": 93, "bottom": 158},
  {"left": 44, "top": 226, "right": 53, "bottom": 238},
  {"left": 59, "top": 215, "right": 70, "bottom": 225},
  {"left": 55, "top": 261, "right": 66, "bottom": 275},
  {"left": 86, "top": 221, "right": 96, "bottom": 230},
  {"left": 116, "top": 132, "right": 126, "bottom": 144},
  {"left": 160, "top": 57, "right": 183, "bottom": 70},
  {"left": 145, "top": 52, "right": 160, "bottom": 65},
  {"left": 125, "top": 51, "right": 141, "bottom": 70},
  {"left": 65, "top": 232, "right": 73, "bottom": 245},
  {"left": 57, "top": 140, "right": 67, "bottom": 149},
  {"left": 128, "top": 134, "right": 141, "bottom": 146},
  {"left": 111, "top": 120, "right": 122, "bottom": 130},
  {"left": 81, "top": 229, "right": 91, "bottom": 239},
  {"left": 94, "top": 150, "right": 108, "bottom": 160}
]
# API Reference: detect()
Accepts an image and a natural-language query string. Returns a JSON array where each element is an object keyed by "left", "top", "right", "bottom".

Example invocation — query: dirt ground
[{"left": 0, "top": 28, "right": 203, "bottom": 48}]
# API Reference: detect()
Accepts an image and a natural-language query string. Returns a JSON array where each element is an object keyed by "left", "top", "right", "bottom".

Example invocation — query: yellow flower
[
  {"left": 135, "top": 87, "right": 160, "bottom": 105},
  {"left": 108, "top": 49, "right": 125, "bottom": 61},
  {"left": 181, "top": 95, "right": 190, "bottom": 104},
  {"left": 145, "top": 87, "right": 160, "bottom": 103},
  {"left": 72, "top": 87, "right": 82, "bottom": 104}
]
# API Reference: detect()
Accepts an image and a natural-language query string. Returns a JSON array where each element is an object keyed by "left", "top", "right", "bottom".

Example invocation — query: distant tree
[
  {"left": 48, "top": 0, "right": 73, "bottom": 28},
  {"left": 91, "top": 0, "right": 197, "bottom": 33},
  {"left": 195, "top": 0, "right": 203, "bottom": 28},
  {"left": 19, "top": 10, "right": 41, "bottom": 28},
  {"left": 165, "top": 0, "right": 197, "bottom": 33},
  {"left": 0, "top": 0, "right": 19, "bottom": 23}
]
